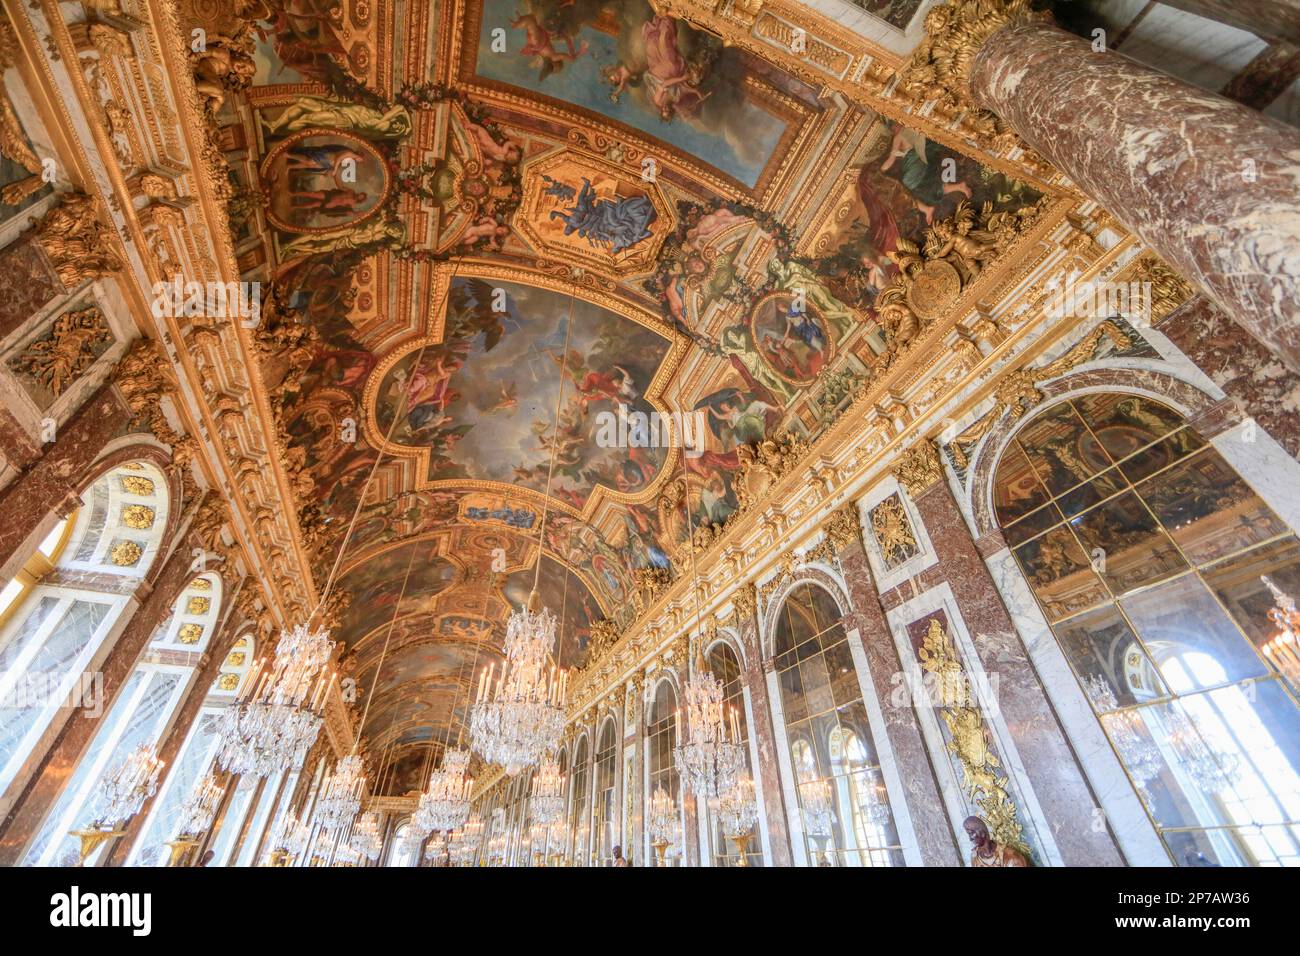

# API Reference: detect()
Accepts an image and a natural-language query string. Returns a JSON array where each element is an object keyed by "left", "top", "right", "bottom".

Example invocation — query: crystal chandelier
[
  {"left": 674, "top": 648, "right": 746, "bottom": 800},
  {"left": 1262, "top": 575, "right": 1300, "bottom": 685},
  {"left": 1084, "top": 675, "right": 1162, "bottom": 789},
  {"left": 716, "top": 773, "right": 759, "bottom": 865},
  {"left": 448, "top": 812, "right": 484, "bottom": 866},
  {"left": 269, "top": 810, "right": 311, "bottom": 865},
  {"left": 414, "top": 747, "right": 475, "bottom": 833},
  {"left": 470, "top": 593, "right": 569, "bottom": 775},
  {"left": 93, "top": 743, "right": 166, "bottom": 829},
  {"left": 176, "top": 773, "right": 224, "bottom": 839},
  {"left": 215, "top": 623, "right": 336, "bottom": 778},
  {"left": 647, "top": 784, "right": 678, "bottom": 866},
  {"left": 529, "top": 751, "right": 566, "bottom": 824},
  {"left": 350, "top": 810, "right": 383, "bottom": 862},
  {"left": 316, "top": 753, "right": 367, "bottom": 832}
]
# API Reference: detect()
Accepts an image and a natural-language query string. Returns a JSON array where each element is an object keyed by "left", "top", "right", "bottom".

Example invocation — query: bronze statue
[{"left": 963, "top": 815, "right": 1031, "bottom": 868}]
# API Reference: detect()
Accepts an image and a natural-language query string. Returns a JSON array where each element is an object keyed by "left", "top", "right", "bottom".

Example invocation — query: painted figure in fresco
[
  {"left": 283, "top": 142, "right": 368, "bottom": 178},
  {"left": 603, "top": 15, "right": 712, "bottom": 122},
  {"left": 963, "top": 816, "right": 1031, "bottom": 868},
  {"left": 541, "top": 174, "right": 577, "bottom": 203},
  {"left": 277, "top": 215, "right": 403, "bottom": 258},
  {"left": 261, "top": 96, "right": 413, "bottom": 139},
  {"left": 765, "top": 260, "right": 856, "bottom": 342},
  {"left": 575, "top": 364, "right": 637, "bottom": 413},
  {"left": 510, "top": 12, "right": 591, "bottom": 80},
  {"left": 879, "top": 125, "right": 972, "bottom": 224},
  {"left": 696, "top": 386, "right": 779, "bottom": 451},
  {"left": 715, "top": 324, "right": 796, "bottom": 405},
  {"left": 287, "top": 187, "right": 369, "bottom": 216},
  {"left": 548, "top": 179, "right": 658, "bottom": 254}
]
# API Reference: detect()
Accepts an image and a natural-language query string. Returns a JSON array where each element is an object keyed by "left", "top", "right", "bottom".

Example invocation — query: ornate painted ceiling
[{"left": 191, "top": 0, "right": 1052, "bottom": 791}]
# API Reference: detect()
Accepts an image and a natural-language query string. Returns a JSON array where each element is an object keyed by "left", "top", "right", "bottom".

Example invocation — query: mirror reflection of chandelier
[
  {"left": 1262, "top": 575, "right": 1300, "bottom": 685},
  {"left": 1084, "top": 674, "right": 1161, "bottom": 789},
  {"left": 647, "top": 784, "right": 679, "bottom": 865},
  {"left": 529, "top": 751, "right": 567, "bottom": 824},
  {"left": 469, "top": 592, "right": 568, "bottom": 775},
  {"left": 414, "top": 746, "right": 475, "bottom": 833},
  {"left": 350, "top": 810, "right": 384, "bottom": 862},
  {"left": 214, "top": 623, "right": 336, "bottom": 778},
  {"left": 717, "top": 772, "right": 759, "bottom": 865},
  {"left": 70, "top": 743, "right": 165, "bottom": 863},
  {"left": 448, "top": 812, "right": 484, "bottom": 866},
  {"left": 675, "top": 646, "right": 746, "bottom": 800},
  {"left": 316, "top": 753, "right": 367, "bottom": 832},
  {"left": 799, "top": 777, "right": 835, "bottom": 838}
]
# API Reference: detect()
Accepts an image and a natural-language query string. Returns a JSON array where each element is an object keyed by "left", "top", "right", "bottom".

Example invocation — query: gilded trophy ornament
[
  {"left": 918, "top": 618, "right": 1030, "bottom": 861},
  {"left": 33, "top": 192, "right": 124, "bottom": 290},
  {"left": 869, "top": 496, "right": 918, "bottom": 568},
  {"left": 893, "top": 439, "right": 944, "bottom": 498},
  {"left": 8, "top": 306, "right": 113, "bottom": 398}
]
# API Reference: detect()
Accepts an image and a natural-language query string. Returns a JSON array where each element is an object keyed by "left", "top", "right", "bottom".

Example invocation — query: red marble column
[
  {"left": 968, "top": 18, "right": 1300, "bottom": 373},
  {"left": 734, "top": 607, "right": 795, "bottom": 867},
  {"left": 904, "top": 463, "right": 1126, "bottom": 866},
  {"left": 1155, "top": 294, "right": 1300, "bottom": 460},
  {"left": 0, "top": 384, "right": 133, "bottom": 582},
  {"left": 0, "top": 520, "right": 200, "bottom": 864},
  {"left": 835, "top": 537, "right": 962, "bottom": 866}
]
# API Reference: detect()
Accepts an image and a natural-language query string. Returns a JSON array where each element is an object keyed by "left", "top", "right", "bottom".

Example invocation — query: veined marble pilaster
[
  {"left": 835, "top": 536, "right": 962, "bottom": 866},
  {"left": 903, "top": 461, "right": 1126, "bottom": 866}
]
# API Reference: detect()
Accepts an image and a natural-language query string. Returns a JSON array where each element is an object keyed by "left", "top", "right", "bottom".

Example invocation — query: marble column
[
  {"left": 835, "top": 537, "right": 962, "bottom": 866},
  {"left": 1157, "top": 0, "right": 1300, "bottom": 45},
  {"left": 960, "top": 14, "right": 1300, "bottom": 372},
  {"left": 900, "top": 449, "right": 1126, "bottom": 865},
  {"left": 1155, "top": 294, "right": 1300, "bottom": 460},
  {"left": 0, "top": 383, "right": 133, "bottom": 582},
  {"left": 0, "top": 515, "right": 200, "bottom": 865},
  {"left": 734, "top": 602, "right": 795, "bottom": 867}
]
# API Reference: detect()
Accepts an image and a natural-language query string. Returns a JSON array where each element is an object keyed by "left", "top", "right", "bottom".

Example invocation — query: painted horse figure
[{"left": 549, "top": 178, "right": 657, "bottom": 254}]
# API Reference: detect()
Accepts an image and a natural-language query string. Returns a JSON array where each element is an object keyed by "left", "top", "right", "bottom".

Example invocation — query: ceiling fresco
[{"left": 204, "top": 0, "right": 1049, "bottom": 789}]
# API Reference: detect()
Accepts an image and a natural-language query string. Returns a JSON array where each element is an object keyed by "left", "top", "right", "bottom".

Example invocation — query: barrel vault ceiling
[{"left": 188, "top": 0, "right": 1051, "bottom": 792}]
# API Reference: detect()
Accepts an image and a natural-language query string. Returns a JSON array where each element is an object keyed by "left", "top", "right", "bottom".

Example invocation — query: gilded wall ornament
[
  {"left": 804, "top": 504, "right": 863, "bottom": 565},
  {"left": 876, "top": 197, "right": 1048, "bottom": 346},
  {"left": 917, "top": 617, "right": 1029, "bottom": 857},
  {"left": 631, "top": 567, "right": 673, "bottom": 616},
  {"left": 734, "top": 432, "right": 810, "bottom": 514},
  {"left": 177, "top": 623, "right": 203, "bottom": 644},
  {"left": 33, "top": 192, "right": 123, "bottom": 289},
  {"left": 121, "top": 504, "right": 155, "bottom": 530},
  {"left": 225, "top": 651, "right": 245, "bottom": 667},
  {"left": 1126, "top": 254, "right": 1195, "bottom": 322},
  {"left": 869, "top": 495, "right": 919, "bottom": 569},
  {"left": 8, "top": 306, "right": 113, "bottom": 399},
  {"left": 109, "top": 540, "right": 142, "bottom": 566},
  {"left": 217, "top": 674, "right": 240, "bottom": 691},
  {"left": 186, "top": 595, "right": 211, "bottom": 614},
  {"left": 900, "top": 1, "right": 1049, "bottom": 159},
  {"left": 894, "top": 439, "right": 944, "bottom": 498}
]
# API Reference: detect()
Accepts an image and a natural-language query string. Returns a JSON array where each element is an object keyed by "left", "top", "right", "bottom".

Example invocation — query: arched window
[
  {"left": 773, "top": 582, "right": 903, "bottom": 866},
  {"left": 389, "top": 823, "right": 416, "bottom": 867},
  {"left": 568, "top": 735, "right": 590, "bottom": 865},
  {"left": 21, "top": 572, "right": 221, "bottom": 866},
  {"left": 646, "top": 679, "right": 681, "bottom": 865},
  {"left": 706, "top": 641, "right": 762, "bottom": 866},
  {"left": 996, "top": 393, "right": 1300, "bottom": 866},
  {"left": 592, "top": 717, "right": 618, "bottom": 865},
  {"left": 0, "top": 462, "right": 170, "bottom": 809}
]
